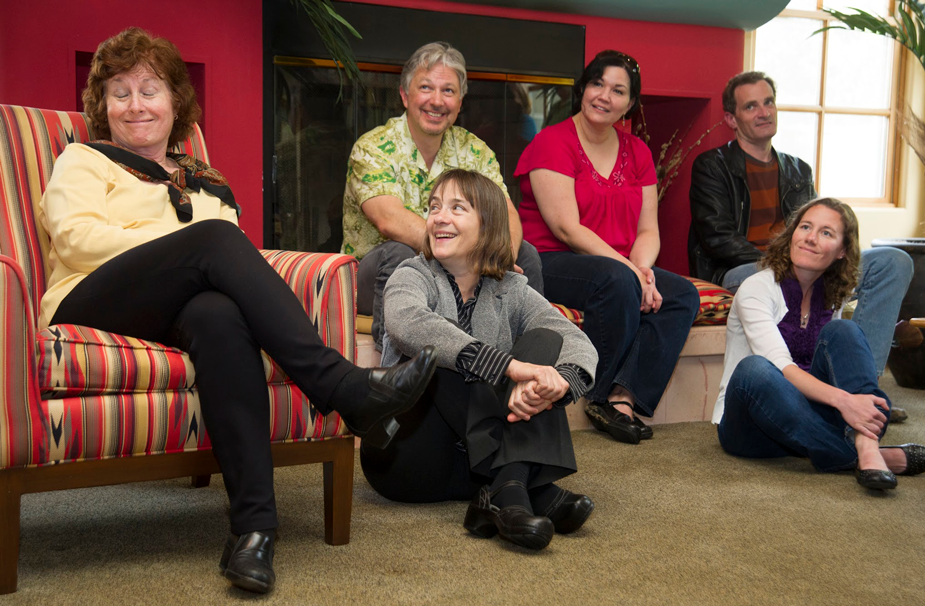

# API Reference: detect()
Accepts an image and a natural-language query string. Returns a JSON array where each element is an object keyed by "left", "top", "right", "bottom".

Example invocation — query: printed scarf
[{"left": 86, "top": 140, "right": 240, "bottom": 222}]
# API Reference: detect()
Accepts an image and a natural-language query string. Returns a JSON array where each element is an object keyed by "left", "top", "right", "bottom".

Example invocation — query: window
[{"left": 751, "top": 0, "right": 902, "bottom": 205}]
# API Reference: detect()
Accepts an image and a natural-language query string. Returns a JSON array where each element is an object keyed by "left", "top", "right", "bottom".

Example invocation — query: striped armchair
[{"left": 0, "top": 105, "right": 357, "bottom": 594}]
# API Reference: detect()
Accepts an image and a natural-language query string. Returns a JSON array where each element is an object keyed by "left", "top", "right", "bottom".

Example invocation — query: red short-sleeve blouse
[{"left": 514, "top": 117, "right": 657, "bottom": 257}]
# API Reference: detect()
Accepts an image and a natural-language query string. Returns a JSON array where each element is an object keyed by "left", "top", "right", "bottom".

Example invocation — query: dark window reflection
[{"left": 272, "top": 63, "right": 571, "bottom": 251}]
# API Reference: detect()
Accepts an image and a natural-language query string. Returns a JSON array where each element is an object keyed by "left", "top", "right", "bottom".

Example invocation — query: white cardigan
[{"left": 712, "top": 268, "right": 842, "bottom": 424}]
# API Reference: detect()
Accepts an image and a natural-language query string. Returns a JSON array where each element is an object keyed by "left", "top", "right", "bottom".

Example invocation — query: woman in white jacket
[{"left": 713, "top": 198, "right": 923, "bottom": 491}]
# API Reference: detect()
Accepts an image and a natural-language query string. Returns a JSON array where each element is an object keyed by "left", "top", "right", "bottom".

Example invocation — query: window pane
[
  {"left": 755, "top": 18, "right": 823, "bottom": 106},
  {"left": 775, "top": 111, "right": 818, "bottom": 172},
  {"left": 786, "top": 0, "right": 818, "bottom": 10},
  {"left": 824, "top": 0, "right": 890, "bottom": 14},
  {"left": 819, "top": 114, "right": 888, "bottom": 197},
  {"left": 824, "top": 26, "right": 894, "bottom": 109}
]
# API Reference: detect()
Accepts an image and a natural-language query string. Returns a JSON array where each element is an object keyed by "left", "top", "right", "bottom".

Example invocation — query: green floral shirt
[{"left": 342, "top": 113, "right": 508, "bottom": 259}]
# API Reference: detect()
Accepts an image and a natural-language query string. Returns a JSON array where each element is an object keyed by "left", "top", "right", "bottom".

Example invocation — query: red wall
[
  {"left": 0, "top": 0, "right": 264, "bottom": 243},
  {"left": 0, "top": 0, "right": 743, "bottom": 271}
]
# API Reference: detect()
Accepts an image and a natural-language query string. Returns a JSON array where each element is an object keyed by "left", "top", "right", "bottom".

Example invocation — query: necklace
[{"left": 800, "top": 312, "right": 810, "bottom": 329}]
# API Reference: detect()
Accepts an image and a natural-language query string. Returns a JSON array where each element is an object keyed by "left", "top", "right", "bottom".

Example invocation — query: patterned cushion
[
  {"left": 37, "top": 324, "right": 313, "bottom": 396},
  {"left": 549, "top": 277, "right": 732, "bottom": 327},
  {"left": 550, "top": 303, "right": 583, "bottom": 326},
  {"left": 684, "top": 276, "right": 734, "bottom": 325}
]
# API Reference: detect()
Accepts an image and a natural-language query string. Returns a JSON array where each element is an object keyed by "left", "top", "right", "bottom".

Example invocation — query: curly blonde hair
[{"left": 759, "top": 197, "right": 860, "bottom": 310}]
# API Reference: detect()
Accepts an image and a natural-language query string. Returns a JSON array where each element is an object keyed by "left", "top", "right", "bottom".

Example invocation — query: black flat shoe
[
  {"left": 881, "top": 443, "right": 925, "bottom": 475},
  {"left": 632, "top": 415, "right": 653, "bottom": 440},
  {"left": 343, "top": 346, "right": 437, "bottom": 449},
  {"left": 220, "top": 531, "right": 276, "bottom": 593},
  {"left": 890, "top": 407, "right": 909, "bottom": 423},
  {"left": 584, "top": 401, "right": 641, "bottom": 444},
  {"left": 541, "top": 489, "right": 594, "bottom": 534},
  {"left": 463, "top": 482, "right": 554, "bottom": 550},
  {"left": 855, "top": 468, "right": 897, "bottom": 490}
]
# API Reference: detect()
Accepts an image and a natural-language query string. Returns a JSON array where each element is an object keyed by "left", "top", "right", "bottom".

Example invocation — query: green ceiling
[{"left": 442, "top": 0, "right": 790, "bottom": 30}]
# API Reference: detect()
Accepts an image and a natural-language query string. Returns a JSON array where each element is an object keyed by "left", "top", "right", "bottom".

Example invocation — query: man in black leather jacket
[
  {"left": 688, "top": 71, "right": 914, "bottom": 389},
  {"left": 688, "top": 72, "right": 817, "bottom": 288}
]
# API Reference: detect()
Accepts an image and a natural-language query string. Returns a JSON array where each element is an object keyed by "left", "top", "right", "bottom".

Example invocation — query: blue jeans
[
  {"left": 720, "top": 262, "right": 761, "bottom": 293},
  {"left": 721, "top": 247, "right": 913, "bottom": 375},
  {"left": 540, "top": 252, "right": 700, "bottom": 414},
  {"left": 717, "top": 320, "right": 891, "bottom": 472}
]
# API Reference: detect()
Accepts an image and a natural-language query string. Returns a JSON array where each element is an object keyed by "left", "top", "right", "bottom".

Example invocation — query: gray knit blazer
[{"left": 380, "top": 254, "right": 597, "bottom": 384}]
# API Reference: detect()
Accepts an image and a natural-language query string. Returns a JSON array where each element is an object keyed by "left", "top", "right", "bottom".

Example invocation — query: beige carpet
[{"left": 6, "top": 373, "right": 924, "bottom": 605}]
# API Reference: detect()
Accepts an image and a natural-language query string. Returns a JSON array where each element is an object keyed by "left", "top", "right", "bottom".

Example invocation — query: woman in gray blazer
[{"left": 360, "top": 169, "right": 599, "bottom": 550}]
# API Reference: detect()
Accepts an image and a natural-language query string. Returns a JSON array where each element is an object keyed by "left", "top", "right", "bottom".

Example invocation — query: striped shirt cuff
[
  {"left": 553, "top": 363, "right": 592, "bottom": 407},
  {"left": 456, "top": 342, "right": 514, "bottom": 386}
]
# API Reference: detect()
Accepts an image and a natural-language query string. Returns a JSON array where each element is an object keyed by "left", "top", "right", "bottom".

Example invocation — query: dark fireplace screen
[{"left": 271, "top": 58, "right": 573, "bottom": 253}]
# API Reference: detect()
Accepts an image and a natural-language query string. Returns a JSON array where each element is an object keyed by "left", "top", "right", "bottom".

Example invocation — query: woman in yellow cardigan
[{"left": 39, "top": 27, "right": 436, "bottom": 594}]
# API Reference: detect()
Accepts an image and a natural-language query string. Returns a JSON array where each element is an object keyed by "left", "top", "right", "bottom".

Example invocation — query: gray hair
[{"left": 400, "top": 42, "right": 468, "bottom": 98}]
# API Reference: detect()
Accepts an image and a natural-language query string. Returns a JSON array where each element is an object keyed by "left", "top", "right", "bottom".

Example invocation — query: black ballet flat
[
  {"left": 855, "top": 468, "right": 897, "bottom": 490},
  {"left": 541, "top": 489, "right": 594, "bottom": 534},
  {"left": 584, "top": 401, "right": 641, "bottom": 444},
  {"left": 342, "top": 346, "right": 437, "bottom": 449},
  {"left": 632, "top": 415, "right": 654, "bottom": 440},
  {"left": 880, "top": 443, "right": 925, "bottom": 476},
  {"left": 463, "top": 482, "right": 554, "bottom": 550}
]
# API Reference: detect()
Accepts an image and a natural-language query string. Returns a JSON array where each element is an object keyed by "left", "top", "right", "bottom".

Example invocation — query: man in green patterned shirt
[{"left": 343, "top": 41, "right": 542, "bottom": 346}]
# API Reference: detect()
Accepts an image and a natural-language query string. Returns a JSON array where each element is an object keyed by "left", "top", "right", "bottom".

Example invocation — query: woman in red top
[{"left": 515, "top": 50, "right": 699, "bottom": 443}]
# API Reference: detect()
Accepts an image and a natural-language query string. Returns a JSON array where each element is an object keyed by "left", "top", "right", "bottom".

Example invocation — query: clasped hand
[
  {"left": 637, "top": 267, "right": 662, "bottom": 313},
  {"left": 837, "top": 392, "right": 888, "bottom": 440},
  {"left": 505, "top": 359, "right": 569, "bottom": 423}
]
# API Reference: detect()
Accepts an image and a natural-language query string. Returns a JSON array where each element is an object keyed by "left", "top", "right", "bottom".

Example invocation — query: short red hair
[{"left": 82, "top": 27, "right": 201, "bottom": 147}]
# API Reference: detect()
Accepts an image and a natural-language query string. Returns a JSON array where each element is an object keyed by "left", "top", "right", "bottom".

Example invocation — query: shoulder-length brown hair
[
  {"left": 759, "top": 197, "right": 860, "bottom": 310},
  {"left": 82, "top": 27, "right": 201, "bottom": 147},
  {"left": 422, "top": 169, "right": 514, "bottom": 280}
]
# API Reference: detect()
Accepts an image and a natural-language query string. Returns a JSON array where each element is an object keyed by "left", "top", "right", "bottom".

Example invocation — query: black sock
[
  {"left": 528, "top": 483, "right": 564, "bottom": 516},
  {"left": 329, "top": 367, "right": 372, "bottom": 419},
  {"left": 489, "top": 462, "right": 532, "bottom": 511}
]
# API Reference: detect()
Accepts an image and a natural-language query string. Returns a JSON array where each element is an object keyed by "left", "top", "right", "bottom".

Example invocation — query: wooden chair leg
[
  {"left": 322, "top": 438, "right": 354, "bottom": 546},
  {"left": 190, "top": 474, "right": 211, "bottom": 488},
  {"left": 0, "top": 470, "right": 23, "bottom": 594}
]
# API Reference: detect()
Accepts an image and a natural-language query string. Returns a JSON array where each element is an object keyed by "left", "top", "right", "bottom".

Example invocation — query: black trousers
[
  {"left": 52, "top": 220, "right": 356, "bottom": 535},
  {"left": 359, "top": 328, "right": 576, "bottom": 503}
]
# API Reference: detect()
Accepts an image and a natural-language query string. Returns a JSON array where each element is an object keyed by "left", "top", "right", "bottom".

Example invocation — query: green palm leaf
[
  {"left": 289, "top": 0, "right": 363, "bottom": 97},
  {"left": 814, "top": 0, "right": 925, "bottom": 71}
]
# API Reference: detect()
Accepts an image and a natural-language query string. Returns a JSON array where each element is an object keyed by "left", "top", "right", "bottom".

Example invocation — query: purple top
[{"left": 777, "top": 277, "right": 833, "bottom": 371}]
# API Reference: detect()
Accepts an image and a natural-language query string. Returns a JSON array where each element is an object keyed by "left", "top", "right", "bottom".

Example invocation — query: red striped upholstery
[
  {"left": 548, "top": 277, "right": 731, "bottom": 328},
  {"left": 0, "top": 104, "right": 355, "bottom": 470}
]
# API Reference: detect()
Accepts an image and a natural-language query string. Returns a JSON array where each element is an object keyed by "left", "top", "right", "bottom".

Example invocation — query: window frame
[{"left": 747, "top": 0, "right": 906, "bottom": 207}]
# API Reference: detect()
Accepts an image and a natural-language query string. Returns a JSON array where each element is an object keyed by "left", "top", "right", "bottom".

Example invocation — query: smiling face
[
  {"left": 105, "top": 65, "right": 176, "bottom": 158},
  {"left": 426, "top": 179, "right": 481, "bottom": 273},
  {"left": 726, "top": 80, "right": 778, "bottom": 147},
  {"left": 400, "top": 64, "right": 462, "bottom": 142},
  {"left": 789, "top": 204, "right": 846, "bottom": 275},
  {"left": 579, "top": 65, "right": 633, "bottom": 127}
]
